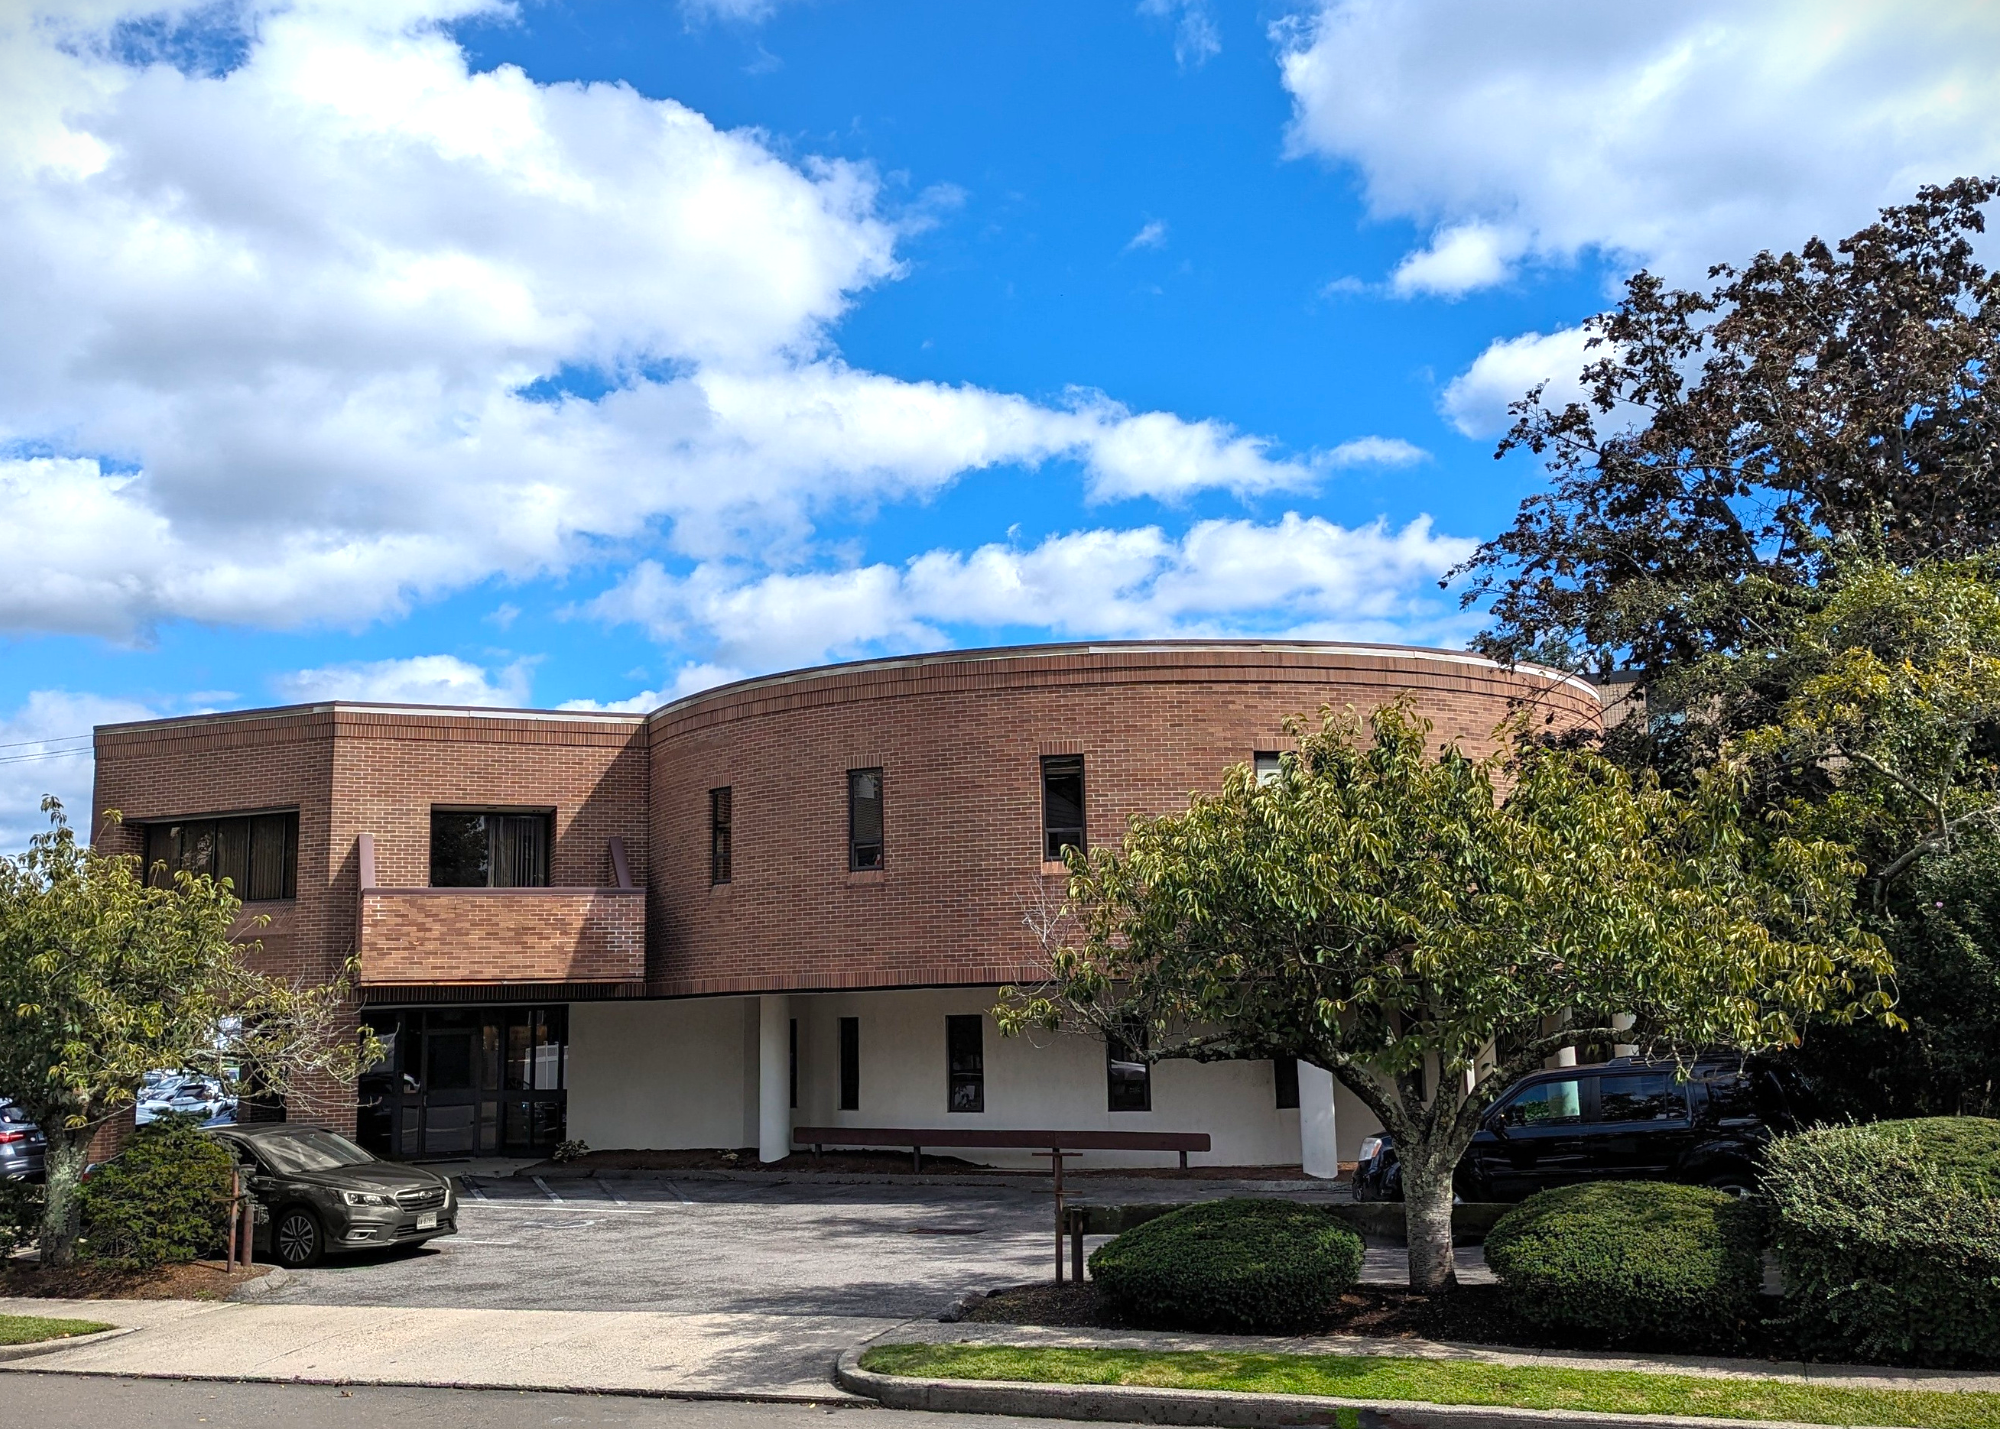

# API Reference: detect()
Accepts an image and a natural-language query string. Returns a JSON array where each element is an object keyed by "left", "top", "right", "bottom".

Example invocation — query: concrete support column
[
  {"left": 758, "top": 994, "right": 791, "bottom": 1163},
  {"left": 1298, "top": 1062, "right": 1340, "bottom": 1180}
]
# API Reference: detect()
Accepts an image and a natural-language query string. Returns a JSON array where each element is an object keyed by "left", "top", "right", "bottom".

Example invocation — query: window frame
[
  {"left": 1253, "top": 751, "right": 1285, "bottom": 787},
  {"left": 143, "top": 809, "right": 299, "bottom": 901},
  {"left": 945, "top": 1014, "right": 985, "bottom": 1114},
  {"left": 709, "top": 786, "right": 733, "bottom": 886},
  {"left": 847, "top": 767, "right": 884, "bottom": 871},
  {"left": 428, "top": 808, "right": 553, "bottom": 889},
  {"left": 1039, "top": 754, "right": 1087, "bottom": 861}
]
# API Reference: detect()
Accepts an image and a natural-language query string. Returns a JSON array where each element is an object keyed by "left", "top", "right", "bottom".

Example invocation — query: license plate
[{"left": 415, "top": 1211, "right": 437, "bottom": 1230}]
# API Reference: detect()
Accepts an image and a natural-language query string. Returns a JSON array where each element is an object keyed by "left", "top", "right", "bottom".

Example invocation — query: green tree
[
  {"left": 0, "top": 800, "right": 369, "bottom": 1268},
  {"left": 1001, "top": 703, "right": 1891, "bottom": 1292}
]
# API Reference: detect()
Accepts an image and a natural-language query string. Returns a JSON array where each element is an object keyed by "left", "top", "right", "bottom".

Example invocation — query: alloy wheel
[{"left": 275, "top": 1209, "right": 322, "bottom": 1267}]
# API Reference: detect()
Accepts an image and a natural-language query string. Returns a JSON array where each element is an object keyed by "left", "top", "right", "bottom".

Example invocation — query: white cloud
[
  {"left": 1323, "top": 435, "right": 1427, "bottom": 467},
  {"left": 1440, "top": 326, "right": 1598, "bottom": 438},
  {"left": 1125, "top": 219, "right": 1169, "bottom": 252},
  {"left": 0, "top": 690, "right": 156, "bottom": 854},
  {"left": 0, "top": 0, "right": 1317, "bottom": 640},
  {"left": 1279, "top": 1, "right": 2000, "bottom": 293},
  {"left": 589, "top": 511, "right": 1478, "bottom": 674},
  {"left": 272, "top": 655, "right": 535, "bottom": 707},
  {"left": 1139, "top": 0, "right": 1222, "bottom": 68}
]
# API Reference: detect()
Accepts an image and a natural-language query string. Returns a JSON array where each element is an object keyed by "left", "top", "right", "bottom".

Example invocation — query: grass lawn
[
  {"left": 860, "top": 1344, "right": 2000, "bottom": 1429},
  {"left": 0, "top": 1312, "right": 114, "bottom": 1346}
]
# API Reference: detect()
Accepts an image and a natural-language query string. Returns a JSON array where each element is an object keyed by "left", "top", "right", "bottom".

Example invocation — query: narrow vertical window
[
  {"left": 1107, "top": 1025, "right": 1151, "bottom": 1112},
  {"left": 1253, "top": 751, "right": 1284, "bottom": 787},
  {"left": 946, "top": 1015, "right": 984, "bottom": 1113},
  {"left": 1040, "top": 755, "right": 1086, "bottom": 860},
  {"left": 848, "top": 767, "right": 884, "bottom": 870},
  {"left": 1274, "top": 1057, "right": 1300, "bottom": 1109},
  {"left": 839, "top": 1016, "right": 860, "bottom": 1111},
  {"left": 789, "top": 1018, "right": 798, "bottom": 1110},
  {"left": 709, "top": 787, "right": 733, "bottom": 885}
]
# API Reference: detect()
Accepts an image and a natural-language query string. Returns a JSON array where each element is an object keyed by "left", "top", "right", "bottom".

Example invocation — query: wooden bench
[{"left": 789, "top": 1126, "right": 1213, "bottom": 1282}]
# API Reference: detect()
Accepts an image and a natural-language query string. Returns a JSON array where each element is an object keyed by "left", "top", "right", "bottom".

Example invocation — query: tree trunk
[
  {"left": 1402, "top": 1152, "right": 1459, "bottom": 1294},
  {"left": 38, "top": 1130, "right": 94, "bottom": 1270}
]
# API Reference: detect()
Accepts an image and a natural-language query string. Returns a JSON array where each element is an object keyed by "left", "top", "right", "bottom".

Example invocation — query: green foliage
[
  {"left": 1004, "top": 699, "right": 1889, "bottom": 1290},
  {"left": 1087, "top": 1197, "right": 1364, "bottom": 1334},
  {"left": 0, "top": 1177, "right": 40, "bottom": 1259},
  {"left": 75, "top": 1117, "right": 236, "bottom": 1269},
  {"left": 1766, "top": 1117, "right": 2000, "bottom": 1367},
  {"left": 1484, "top": 1182, "right": 1763, "bottom": 1351}
]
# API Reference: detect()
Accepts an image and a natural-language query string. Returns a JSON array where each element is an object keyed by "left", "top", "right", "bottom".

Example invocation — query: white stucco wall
[{"left": 567, "top": 988, "right": 1380, "bottom": 1167}]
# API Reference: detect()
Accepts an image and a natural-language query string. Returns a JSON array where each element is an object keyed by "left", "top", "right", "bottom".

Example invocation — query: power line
[
  {"left": 0, "top": 733, "right": 92, "bottom": 751},
  {"left": 0, "top": 749, "right": 91, "bottom": 767}
]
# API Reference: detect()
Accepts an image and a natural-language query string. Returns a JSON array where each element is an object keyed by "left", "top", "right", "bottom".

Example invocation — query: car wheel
[
  {"left": 273, "top": 1207, "right": 324, "bottom": 1267},
  {"left": 1705, "top": 1173, "right": 1756, "bottom": 1199}
]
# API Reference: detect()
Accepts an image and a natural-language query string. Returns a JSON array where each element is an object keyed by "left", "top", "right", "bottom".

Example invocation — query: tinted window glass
[
  {"left": 430, "top": 812, "right": 490, "bottom": 886},
  {"left": 1500, "top": 1078, "right": 1584, "bottom": 1127},
  {"left": 839, "top": 1016, "right": 860, "bottom": 1111},
  {"left": 1274, "top": 1056, "right": 1300, "bottom": 1109},
  {"left": 849, "top": 768, "right": 884, "bottom": 870},
  {"left": 145, "top": 812, "right": 297, "bottom": 899},
  {"left": 1041, "top": 755, "right": 1086, "bottom": 860},
  {"left": 1107, "top": 1026, "right": 1151, "bottom": 1112},
  {"left": 1597, "top": 1072, "right": 1688, "bottom": 1123},
  {"left": 946, "top": 1014, "right": 984, "bottom": 1113},
  {"left": 430, "top": 811, "right": 549, "bottom": 888},
  {"left": 252, "top": 1130, "right": 376, "bottom": 1174},
  {"left": 710, "top": 787, "right": 732, "bottom": 885}
]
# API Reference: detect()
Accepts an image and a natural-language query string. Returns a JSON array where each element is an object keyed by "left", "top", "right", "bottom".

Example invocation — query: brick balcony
[{"left": 355, "top": 834, "right": 645, "bottom": 988}]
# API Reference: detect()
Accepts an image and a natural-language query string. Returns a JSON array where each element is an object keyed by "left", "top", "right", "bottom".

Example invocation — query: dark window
[
  {"left": 946, "top": 1015, "right": 984, "bottom": 1113},
  {"left": 1107, "top": 1026, "right": 1151, "bottom": 1112},
  {"left": 145, "top": 812, "right": 298, "bottom": 900},
  {"left": 1253, "top": 752, "right": 1284, "bottom": 787},
  {"left": 430, "top": 811, "right": 550, "bottom": 887},
  {"left": 789, "top": 1018, "right": 798, "bottom": 1110},
  {"left": 839, "top": 1017, "right": 860, "bottom": 1111},
  {"left": 710, "top": 787, "right": 733, "bottom": 885},
  {"left": 1274, "top": 1057, "right": 1300, "bottom": 1109},
  {"left": 1040, "top": 755, "right": 1086, "bottom": 860},
  {"left": 848, "top": 767, "right": 884, "bottom": 870},
  {"left": 1498, "top": 1078, "right": 1585, "bottom": 1127},
  {"left": 1596, "top": 1072, "right": 1689, "bottom": 1123}
]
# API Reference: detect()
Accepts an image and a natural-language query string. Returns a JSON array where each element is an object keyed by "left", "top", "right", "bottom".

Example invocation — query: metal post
[
  {"left": 226, "top": 1170, "right": 239, "bottom": 1269},
  {"left": 239, "top": 1182, "right": 255, "bottom": 1269},
  {"left": 1051, "top": 1148, "right": 1066, "bottom": 1283},
  {"left": 1069, "top": 1208, "right": 1085, "bottom": 1283}
]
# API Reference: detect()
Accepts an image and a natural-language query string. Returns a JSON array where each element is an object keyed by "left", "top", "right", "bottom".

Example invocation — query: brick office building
[{"left": 91, "top": 641, "right": 1604, "bottom": 1172}]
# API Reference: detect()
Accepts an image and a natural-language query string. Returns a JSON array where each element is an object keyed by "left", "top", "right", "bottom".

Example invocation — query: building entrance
[{"left": 358, "top": 1006, "right": 567, "bottom": 1159}]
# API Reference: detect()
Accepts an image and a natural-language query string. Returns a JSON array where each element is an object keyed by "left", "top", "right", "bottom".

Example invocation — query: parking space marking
[
  {"left": 595, "top": 1180, "right": 629, "bottom": 1205},
  {"left": 662, "top": 1180, "right": 694, "bottom": 1204},
  {"left": 460, "top": 1177, "right": 490, "bottom": 1201},
  {"left": 531, "top": 1175, "right": 562, "bottom": 1202}
]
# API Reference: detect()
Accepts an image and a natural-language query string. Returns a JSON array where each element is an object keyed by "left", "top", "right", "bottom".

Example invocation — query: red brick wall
[
  {"left": 645, "top": 642, "right": 1605, "bottom": 997},
  {"left": 360, "top": 888, "right": 645, "bottom": 984}
]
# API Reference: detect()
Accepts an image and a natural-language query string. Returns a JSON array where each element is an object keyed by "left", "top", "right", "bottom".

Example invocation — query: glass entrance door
[{"left": 359, "top": 1006, "right": 567, "bottom": 1159}]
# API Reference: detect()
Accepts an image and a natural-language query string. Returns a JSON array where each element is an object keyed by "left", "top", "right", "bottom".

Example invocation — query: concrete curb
[
  {"left": 0, "top": 1326, "right": 137, "bottom": 1362},
  {"left": 228, "top": 1268, "right": 291, "bottom": 1300},
  {"left": 832, "top": 1348, "right": 1841, "bottom": 1429}
]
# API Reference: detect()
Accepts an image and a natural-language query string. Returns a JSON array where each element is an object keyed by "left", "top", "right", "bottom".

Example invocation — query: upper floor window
[
  {"left": 145, "top": 811, "right": 298, "bottom": 901},
  {"left": 710, "top": 787, "right": 733, "bottom": 885},
  {"left": 848, "top": 767, "right": 884, "bottom": 870},
  {"left": 1040, "top": 755, "right": 1086, "bottom": 860},
  {"left": 430, "top": 810, "right": 550, "bottom": 888}
]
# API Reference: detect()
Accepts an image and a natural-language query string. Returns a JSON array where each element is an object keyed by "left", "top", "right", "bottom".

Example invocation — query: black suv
[
  {"left": 208, "top": 1123, "right": 458, "bottom": 1267},
  {"left": 1352, "top": 1056, "right": 1804, "bottom": 1202}
]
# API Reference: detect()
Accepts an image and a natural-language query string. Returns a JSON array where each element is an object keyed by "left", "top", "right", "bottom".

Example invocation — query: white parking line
[
  {"left": 663, "top": 1180, "right": 694, "bottom": 1204},
  {"left": 532, "top": 1175, "right": 562, "bottom": 1202},
  {"left": 596, "top": 1180, "right": 629, "bottom": 1205},
  {"left": 460, "top": 1177, "right": 490, "bottom": 1201}
]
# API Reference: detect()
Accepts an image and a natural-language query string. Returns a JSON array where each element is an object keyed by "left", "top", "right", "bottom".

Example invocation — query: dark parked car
[
  {"left": 0, "top": 1100, "right": 45, "bottom": 1183},
  {"left": 1351, "top": 1056, "right": 1806, "bottom": 1203},
  {"left": 207, "top": 1123, "right": 457, "bottom": 1268}
]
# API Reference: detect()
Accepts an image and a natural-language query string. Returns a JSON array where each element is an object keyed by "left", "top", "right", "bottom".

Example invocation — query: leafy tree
[
  {"left": 1001, "top": 702, "right": 1890, "bottom": 1291},
  {"left": 1453, "top": 177, "right": 2000, "bottom": 677},
  {"left": 0, "top": 800, "right": 368, "bottom": 1268}
]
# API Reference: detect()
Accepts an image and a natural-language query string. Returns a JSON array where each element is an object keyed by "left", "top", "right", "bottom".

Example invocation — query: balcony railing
[{"left": 355, "top": 834, "right": 644, "bottom": 987}]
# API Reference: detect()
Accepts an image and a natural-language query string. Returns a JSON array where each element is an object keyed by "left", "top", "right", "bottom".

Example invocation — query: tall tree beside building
[
  {"left": 0, "top": 801, "right": 368, "bottom": 1267},
  {"left": 1000, "top": 702, "right": 1891, "bottom": 1293}
]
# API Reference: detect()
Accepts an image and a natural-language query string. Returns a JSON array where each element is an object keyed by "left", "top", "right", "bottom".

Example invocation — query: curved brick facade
[{"left": 644, "top": 641, "right": 1602, "bottom": 998}]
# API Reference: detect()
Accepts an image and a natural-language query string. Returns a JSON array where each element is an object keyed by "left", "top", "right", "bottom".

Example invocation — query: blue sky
[{"left": 3, "top": 0, "right": 1998, "bottom": 845}]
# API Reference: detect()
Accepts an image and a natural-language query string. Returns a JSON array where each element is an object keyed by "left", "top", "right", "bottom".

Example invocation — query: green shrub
[
  {"left": 1087, "top": 1197, "right": 1364, "bottom": 1333},
  {"left": 0, "top": 1177, "right": 39, "bottom": 1259},
  {"left": 1765, "top": 1116, "right": 2000, "bottom": 1368},
  {"left": 76, "top": 1117, "right": 235, "bottom": 1269},
  {"left": 1484, "top": 1181, "right": 1763, "bottom": 1351}
]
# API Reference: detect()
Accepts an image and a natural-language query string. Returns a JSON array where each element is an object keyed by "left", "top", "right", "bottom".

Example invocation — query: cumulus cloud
[
  {"left": 588, "top": 511, "right": 1478, "bottom": 676},
  {"left": 272, "top": 655, "right": 536, "bottom": 707},
  {"left": 0, "top": 690, "right": 156, "bottom": 854},
  {"left": 1324, "top": 435, "right": 1427, "bottom": 467},
  {"left": 0, "top": 0, "right": 1335, "bottom": 641},
  {"left": 1440, "top": 327, "right": 1598, "bottom": 439},
  {"left": 1279, "top": 0, "right": 2000, "bottom": 294}
]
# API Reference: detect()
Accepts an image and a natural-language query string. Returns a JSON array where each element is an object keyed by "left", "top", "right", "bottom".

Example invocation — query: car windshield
[{"left": 252, "top": 1130, "right": 377, "bottom": 1174}]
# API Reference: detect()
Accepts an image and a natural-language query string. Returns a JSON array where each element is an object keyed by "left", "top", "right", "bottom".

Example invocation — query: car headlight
[
  {"left": 1358, "top": 1136, "right": 1385, "bottom": 1163},
  {"left": 341, "top": 1190, "right": 394, "bottom": 1207}
]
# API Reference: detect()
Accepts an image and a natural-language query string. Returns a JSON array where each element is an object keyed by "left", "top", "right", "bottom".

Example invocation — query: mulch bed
[{"left": 0, "top": 1257, "right": 272, "bottom": 1301}]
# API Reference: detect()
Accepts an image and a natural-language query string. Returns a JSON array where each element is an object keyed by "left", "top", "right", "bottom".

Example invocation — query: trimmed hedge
[
  {"left": 1484, "top": 1181, "right": 1763, "bottom": 1351},
  {"left": 1088, "top": 1196, "right": 1364, "bottom": 1333},
  {"left": 76, "top": 1117, "right": 235, "bottom": 1269},
  {"left": 1766, "top": 1116, "right": 2000, "bottom": 1368}
]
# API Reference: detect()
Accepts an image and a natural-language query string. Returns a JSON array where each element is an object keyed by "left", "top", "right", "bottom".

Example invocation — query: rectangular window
[
  {"left": 1499, "top": 1078, "right": 1585, "bottom": 1127},
  {"left": 1107, "top": 1025, "right": 1151, "bottom": 1112},
  {"left": 1253, "top": 751, "right": 1284, "bottom": 787},
  {"left": 789, "top": 1018, "right": 798, "bottom": 1110},
  {"left": 839, "top": 1017, "right": 860, "bottom": 1111},
  {"left": 145, "top": 811, "right": 298, "bottom": 900},
  {"left": 946, "top": 1014, "right": 984, "bottom": 1113},
  {"left": 709, "top": 787, "right": 732, "bottom": 885},
  {"left": 1595, "top": 1073, "right": 1689, "bottom": 1123},
  {"left": 1040, "top": 754, "right": 1086, "bottom": 860},
  {"left": 848, "top": 767, "right": 884, "bottom": 870},
  {"left": 1273, "top": 1056, "right": 1300, "bottom": 1109},
  {"left": 430, "top": 811, "right": 550, "bottom": 888}
]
